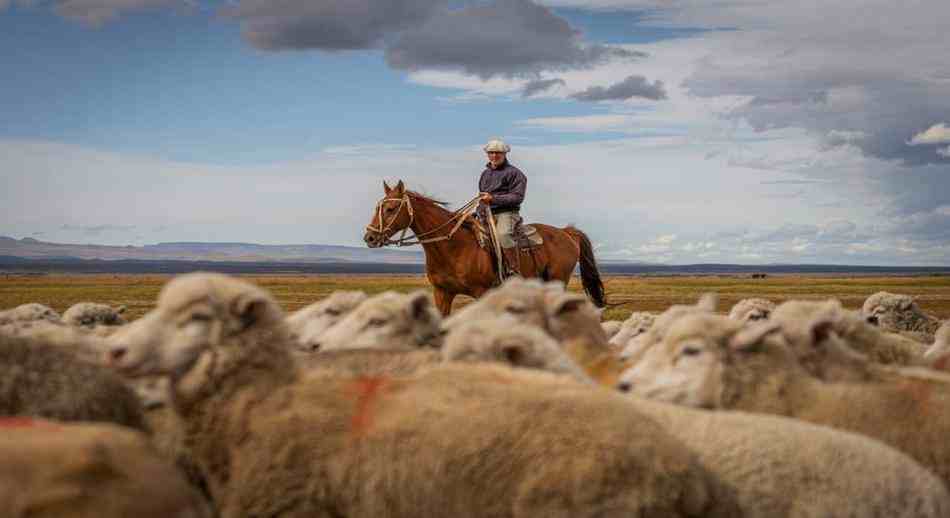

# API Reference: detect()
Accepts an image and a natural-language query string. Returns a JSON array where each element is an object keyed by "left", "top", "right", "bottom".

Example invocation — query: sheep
[
  {"left": 0, "top": 302, "right": 61, "bottom": 324},
  {"left": 727, "top": 297, "right": 776, "bottom": 323},
  {"left": 310, "top": 290, "right": 442, "bottom": 352},
  {"left": 619, "top": 294, "right": 717, "bottom": 365},
  {"left": 619, "top": 312, "right": 950, "bottom": 489},
  {"left": 297, "top": 348, "right": 442, "bottom": 376},
  {"left": 443, "top": 278, "right": 626, "bottom": 385},
  {"left": 0, "top": 319, "right": 108, "bottom": 364},
  {"left": 285, "top": 291, "right": 368, "bottom": 353},
  {"left": 624, "top": 398, "right": 950, "bottom": 518},
  {"left": 608, "top": 311, "right": 656, "bottom": 350},
  {"left": 770, "top": 299, "right": 926, "bottom": 378},
  {"left": 863, "top": 291, "right": 943, "bottom": 340},
  {"left": 62, "top": 302, "right": 128, "bottom": 328},
  {"left": 0, "top": 332, "right": 147, "bottom": 431},
  {"left": 441, "top": 317, "right": 593, "bottom": 384},
  {"left": 0, "top": 418, "right": 212, "bottom": 518},
  {"left": 105, "top": 272, "right": 717, "bottom": 518},
  {"left": 601, "top": 319, "right": 623, "bottom": 341}
]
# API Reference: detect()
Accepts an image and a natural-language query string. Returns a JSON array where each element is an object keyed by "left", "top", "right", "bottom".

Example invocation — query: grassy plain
[{"left": 2, "top": 273, "right": 950, "bottom": 322}]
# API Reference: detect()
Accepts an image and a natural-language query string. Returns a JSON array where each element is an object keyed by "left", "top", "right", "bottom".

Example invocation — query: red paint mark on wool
[
  {"left": 934, "top": 354, "right": 950, "bottom": 372},
  {"left": 0, "top": 417, "right": 59, "bottom": 429},
  {"left": 347, "top": 376, "right": 390, "bottom": 435},
  {"left": 900, "top": 379, "right": 935, "bottom": 416}
]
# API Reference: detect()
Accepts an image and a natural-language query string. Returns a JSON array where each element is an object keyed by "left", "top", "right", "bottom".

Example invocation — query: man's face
[{"left": 487, "top": 151, "right": 506, "bottom": 168}]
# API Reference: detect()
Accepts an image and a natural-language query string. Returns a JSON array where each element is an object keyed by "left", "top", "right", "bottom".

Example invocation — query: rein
[{"left": 366, "top": 194, "right": 482, "bottom": 247}]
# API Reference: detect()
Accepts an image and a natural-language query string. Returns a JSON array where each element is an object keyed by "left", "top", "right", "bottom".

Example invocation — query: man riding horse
[{"left": 479, "top": 138, "right": 527, "bottom": 279}]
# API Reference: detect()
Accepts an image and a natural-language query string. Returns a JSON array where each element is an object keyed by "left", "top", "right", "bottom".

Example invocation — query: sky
[{"left": 1, "top": 0, "right": 949, "bottom": 265}]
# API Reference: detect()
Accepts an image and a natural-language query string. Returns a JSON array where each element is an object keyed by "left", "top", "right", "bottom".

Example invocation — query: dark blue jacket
[{"left": 479, "top": 161, "right": 526, "bottom": 214}]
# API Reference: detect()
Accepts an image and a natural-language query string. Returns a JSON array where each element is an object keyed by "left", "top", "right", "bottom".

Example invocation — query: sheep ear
[
  {"left": 899, "top": 298, "right": 914, "bottom": 310},
  {"left": 807, "top": 317, "right": 836, "bottom": 345},
  {"left": 383, "top": 180, "right": 392, "bottom": 194},
  {"left": 501, "top": 344, "right": 525, "bottom": 366},
  {"left": 231, "top": 294, "right": 271, "bottom": 333},
  {"left": 116, "top": 305, "right": 127, "bottom": 315},
  {"left": 408, "top": 292, "right": 433, "bottom": 322},
  {"left": 548, "top": 293, "right": 587, "bottom": 317},
  {"left": 697, "top": 293, "right": 718, "bottom": 312},
  {"left": 730, "top": 322, "right": 780, "bottom": 352}
]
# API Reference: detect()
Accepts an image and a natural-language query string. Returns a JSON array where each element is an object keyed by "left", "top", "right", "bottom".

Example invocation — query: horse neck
[{"left": 408, "top": 196, "right": 477, "bottom": 257}]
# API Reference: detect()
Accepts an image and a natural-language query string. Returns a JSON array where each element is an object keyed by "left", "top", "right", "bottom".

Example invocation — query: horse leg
[{"left": 433, "top": 288, "right": 457, "bottom": 317}]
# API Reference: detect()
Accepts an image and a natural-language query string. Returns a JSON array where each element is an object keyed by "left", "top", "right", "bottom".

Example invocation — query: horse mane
[{"left": 406, "top": 190, "right": 450, "bottom": 209}]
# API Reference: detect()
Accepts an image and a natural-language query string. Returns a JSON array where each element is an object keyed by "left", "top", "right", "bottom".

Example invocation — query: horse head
[{"left": 364, "top": 180, "right": 413, "bottom": 248}]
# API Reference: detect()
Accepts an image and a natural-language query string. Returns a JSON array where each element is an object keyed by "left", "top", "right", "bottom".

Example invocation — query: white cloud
[
  {"left": 908, "top": 123, "right": 950, "bottom": 146},
  {"left": 516, "top": 114, "right": 638, "bottom": 133}
]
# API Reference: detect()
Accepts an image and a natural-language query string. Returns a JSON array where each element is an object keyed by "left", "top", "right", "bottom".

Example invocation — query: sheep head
[
  {"left": 728, "top": 298, "right": 776, "bottom": 324},
  {"left": 609, "top": 312, "right": 656, "bottom": 350},
  {"left": 442, "top": 317, "right": 592, "bottom": 383},
  {"left": 105, "top": 272, "right": 284, "bottom": 379},
  {"left": 314, "top": 290, "right": 442, "bottom": 352},
  {"left": 617, "top": 314, "right": 783, "bottom": 409},
  {"left": 862, "top": 291, "right": 923, "bottom": 331},
  {"left": 286, "top": 291, "right": 369, "bottom": 353},
  {"left": 442, "top": 277, "right": 551, "bottom": 333}
]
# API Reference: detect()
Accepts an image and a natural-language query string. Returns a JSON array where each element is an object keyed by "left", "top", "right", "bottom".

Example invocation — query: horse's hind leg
[{"left": 433, "top": 288, "right": 457, "bottom": 316}]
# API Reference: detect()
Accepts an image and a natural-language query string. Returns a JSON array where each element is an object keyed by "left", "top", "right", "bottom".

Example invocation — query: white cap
[{"left": 484, "top": 139, "right": 511, "bottom": 153}]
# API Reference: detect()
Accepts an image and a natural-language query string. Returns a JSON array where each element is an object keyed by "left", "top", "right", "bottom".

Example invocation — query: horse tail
[{"left": 564, "top": 226, "right": 606, "bottom": 308}]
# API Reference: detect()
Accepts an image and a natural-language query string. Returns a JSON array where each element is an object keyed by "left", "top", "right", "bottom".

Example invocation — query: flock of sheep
[{"left": 2, "top": 272, "right": 950, "bottom": 517}]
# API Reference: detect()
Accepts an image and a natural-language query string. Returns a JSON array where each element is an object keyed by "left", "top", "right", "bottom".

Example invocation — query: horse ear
[
  {"left": 383, "top": 180, "right": 392, "bottom": 194},
  {"left": 394, "top": 180, "right": 405, "bottom": 194}
]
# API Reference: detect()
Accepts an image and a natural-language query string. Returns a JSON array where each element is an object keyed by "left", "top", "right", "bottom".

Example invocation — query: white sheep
[
  {"left": 727, "top": 297, "right": 776, "bottom": 323},
  {"left": 62, "top": 302, "right": 128, "bottom": 328},
  {"left": 0, "top": 302, "right": 61, "bottom": 324},
  {"left": 442, "top": 317, "right": 593, "bottom": 384},
  {"left": 863, "top": 291, "right": 943, "bottom": 340},
  {"left": 311, "top": 290, "right": 442, "bottom": 352},
  {"left": 619, "top": 312, "right": 950, "bottom": 490},
  {"left": 104, "top": 272, "right": 717, "bottom": 518},
  {"left": 608, "top": 311, "right": 656, "bottom": 350},
  {"left": 770, "top": 299, "right": 926, "bottom": 376},
  {"left": 618, "top": 294, "right": 717, "bottom": 365},
  {"left": 285, "top": 291, "right": 368, "bottom": 353},
  {"left": 601, "top": 320, "right": 623, "bottom": 341}
]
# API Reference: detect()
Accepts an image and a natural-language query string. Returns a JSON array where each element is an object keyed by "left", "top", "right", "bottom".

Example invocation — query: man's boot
[{"left": 502, "top": 247, "right": 522, "bottom": 279}]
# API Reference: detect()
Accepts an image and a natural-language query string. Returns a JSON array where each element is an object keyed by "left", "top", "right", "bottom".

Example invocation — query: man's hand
[{"left": 480, "top": 192, "right": 493, "bottom": 203}]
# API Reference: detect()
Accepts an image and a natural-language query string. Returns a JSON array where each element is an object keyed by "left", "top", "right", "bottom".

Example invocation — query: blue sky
[{"left": 2, "top": 0, "right": 949, "bottom": 265}]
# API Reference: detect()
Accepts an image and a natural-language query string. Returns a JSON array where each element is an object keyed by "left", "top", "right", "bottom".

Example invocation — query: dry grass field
[{"left": 2, "top": 273, "right": 950, "bottom": 323}]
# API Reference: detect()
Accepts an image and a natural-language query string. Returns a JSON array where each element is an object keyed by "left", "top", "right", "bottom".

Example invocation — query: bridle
[{"left": 365, "top": 193, "right": 482, "bottom": 247}]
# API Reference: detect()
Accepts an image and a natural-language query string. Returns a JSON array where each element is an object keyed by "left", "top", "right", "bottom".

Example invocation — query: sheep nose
[
  {"left": 108, "top": 346, "right": 128, "bottom": 364},
  {"left": 617, "top": 381, "right": 633, "bottom": 393},
  {"left": 866, "top": 316, "right": 879, "bottom": 326},
  {"left": 307, "top": 341, "right": 322, "bottom": 353}
]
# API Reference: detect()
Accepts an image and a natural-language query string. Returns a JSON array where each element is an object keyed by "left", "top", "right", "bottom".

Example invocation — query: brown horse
[{"left": 363, "top": 180, "right": 605, "bottom": 316}]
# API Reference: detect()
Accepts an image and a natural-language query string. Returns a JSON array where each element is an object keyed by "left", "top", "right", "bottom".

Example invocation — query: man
[{"left": 479, "top": 138, "right": 527, "bottom": 278}]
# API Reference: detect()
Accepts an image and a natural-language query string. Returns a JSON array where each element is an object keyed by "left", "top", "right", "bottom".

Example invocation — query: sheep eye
[
  {"left": 325, "top": 308, "right": 342, "bottom": 316},
  {"left": 504, "top": 304, "right": 526, "bottom": 315},
  {"left": 681, "top": 346, "right": 702, "bottom": 357},
  {"left": 190, "top": 313, "right": 213, "bottom": 323},
  {"left": 367, "top": 318, "right": 388, "bottom": 328}
]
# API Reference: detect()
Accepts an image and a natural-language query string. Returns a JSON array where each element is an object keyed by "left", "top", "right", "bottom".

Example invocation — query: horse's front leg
[{"left": 432, "top": 288, "right": 457, "bottom": 317}]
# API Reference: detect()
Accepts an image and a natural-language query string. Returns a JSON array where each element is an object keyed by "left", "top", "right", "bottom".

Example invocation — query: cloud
[
  {"left": 569, "top": 74, "right": 666, "bottom": 102},
  {"left": 516, "top": 114, "right": 636, "bottom": 132},
  {"left": 939, "top": 145, "right": 950, "bottom": 158},
  {"left": 60, "top": 224, "right": 137, "bottom": 236},
  {"left": 385, "top": 0, "right": 642, "bottom": 78},
  {"left": 53, "top": 0, "right": 184, "bottom": 26},
  {"left": 908, "top": 123, "right": 950, "bottom": 146},
  {"left": 226, "top": 0, "right": 444, "bottom": 51},
  {"left": 522, "top": 78, "right": 565, "bottom": 98}
]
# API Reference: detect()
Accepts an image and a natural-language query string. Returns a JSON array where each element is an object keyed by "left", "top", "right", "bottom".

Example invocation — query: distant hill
[{"left": 0, "top": 236, "right": 423, "bottom": 264}]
